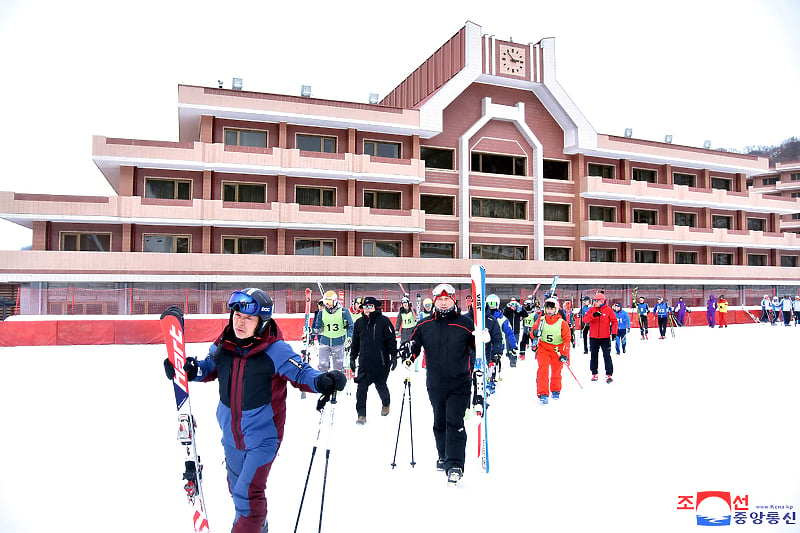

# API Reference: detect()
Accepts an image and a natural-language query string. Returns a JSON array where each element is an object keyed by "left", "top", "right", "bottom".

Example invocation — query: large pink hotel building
[{"left": 1, "top": 22, "right": 799, "bottom": 307}]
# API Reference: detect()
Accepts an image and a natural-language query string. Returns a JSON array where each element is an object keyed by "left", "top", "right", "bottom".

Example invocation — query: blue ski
[{"left": 471, "top": 264, "right": 489, "bottom": 473}]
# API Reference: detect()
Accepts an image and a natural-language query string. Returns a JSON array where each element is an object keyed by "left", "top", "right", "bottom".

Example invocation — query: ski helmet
[
  {"left": 544, "top": 297, "right": 560, "bottom": 311},
  {"left": 400, "top": 296, "right": 411, "bottom": 305},
  {"left": 227, "top": 288, "right": 274, "bottom": 336},
  {"left": 323, "top": 290, "right": 339, "bottom": 310},
  {"left": 422, "top": 298, "right": 433, "bottom": 310},
  {"left": 353, "top": 296, "right": 364, "bottom": 310},
  {"left": 592, "top": 292, "right": 606, "bottom": 304},
  {"left": 486, "top": 294, "right": 500, "bottom": 309},
  {"left": 431, "top": 283, "right": 456, "bottom": 304},
  {"left": 523, "top": 299, "right": 533, "bottom": 310}
]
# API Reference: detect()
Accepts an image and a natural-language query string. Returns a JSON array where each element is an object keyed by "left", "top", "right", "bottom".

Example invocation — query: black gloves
[
  {"left": 391, "top": 356, "right": 398, "bottom": 371},
  {"left": 612, "top": 333, "right": 617, "bottom": 341},
  {"left": 593, "top": 310, "right": 602, "bottom": 317},
  {"left": 350, "top": 358, "right": 357, "bottom": 372},
  {"left": 559, "top": 354, "right": 568, "bottom": 364},
  {"left": 163, "top": 357, "right": 199, "bottom": 380},
  {"left": 315, "top": 370, "right": 347, "bottom": 395}
]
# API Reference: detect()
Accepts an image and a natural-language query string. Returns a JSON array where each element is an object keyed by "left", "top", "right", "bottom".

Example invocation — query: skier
[
  {"left": 418, "top": 298, "right": 434, "bottom": 320},
  {"left": 771, "top": 296, "right": 781, "bottom": 325},
  {"left": 531, "top": 298, "right": 571, "bottom": 404},
  {"left": 518, "top": 299, "right": 536, "bottom": 357},
  {"left": 793, "top": 295, "right": 800, "bottom": 326},
  {"left": 673, "top": 297, "right": 687, "bottom": 326},
  {"left": 717, "top": 295, "right": 729, "bottom": 328},
  {"left": 399, "top": 282, "right": 475, "bottom": 484},
  {"left": 162, "top": 288, "right": 345, "bottom": 533},
  {"left": 706, "top": 294, "right": 717, "bottom": 328},
  {"left": 350, "top": 296, "right": 397, "bottom": 424},
  {"left": 654, "top": 297, "right": 671, "bottom": 338},
  {"left": 486, "top": 294, "right": 519, "bottom": 366},
  {"left": 312, "top": 290, "right": 354, "bottom": 373},
  {"left": 503, "top": 297, "right": 528, "bottom": 341},
  {"left": 582, "top": 292, "right": 618, "bottom": 383},
  {"left": 395, "top": 296, "right": 417, "bottom": 345},
  {"left": 636, "top": 296, "right": 650, "bottom": 340},
  {"left": 760, "top": 294, "right": 772, "bottom": 323},
  {"left": 780, "top": 295, "right": 793, "bottom": 326},
  {"left": 350, "top": 296, "right": 365, "bottom": 323},
  {"left": 580, "top": 296, "right": 592, "bottom": 352},
  {"left": 612, "top": 302, "right": 630, "bottom": 354}
]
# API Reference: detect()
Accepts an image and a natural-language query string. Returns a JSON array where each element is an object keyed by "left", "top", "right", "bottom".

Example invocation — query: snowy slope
[{"left": 0, "top": 323, "right": 798, "bottom": 533}]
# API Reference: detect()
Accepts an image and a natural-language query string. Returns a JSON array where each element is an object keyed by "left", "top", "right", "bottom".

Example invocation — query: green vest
[
  {"left": 523, "top": 314, "right": 536, "bottom": 328},
  {"left": 401, "top": 311, "right": 416, "bottom": 330},
  {"left": 322, "top": 308, "right": 347, "bottom": 338},
  {"left": 540, "top": 317, "right": 564, "bottom": 345}
]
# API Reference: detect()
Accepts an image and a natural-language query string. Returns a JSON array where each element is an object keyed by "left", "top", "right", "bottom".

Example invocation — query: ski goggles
[
  {"left": 431, "top": 283, "right": 456, "bottom": 300},
  {"left": 227, "top": 291, "right": 261, "bottom": 315}
]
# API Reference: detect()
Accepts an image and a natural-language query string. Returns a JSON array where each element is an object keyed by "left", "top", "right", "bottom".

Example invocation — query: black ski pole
[
  {"left": 390, "top": 376, "right": 409, "bottom": 468},
  {"left": 294, "top": 394, "right": 330, "bottom": 533},
  {"left": 406, "top": 376, "right": 416, "bottom": 467},
  {"left": 318, "top": 391, "right": 337, "bottom": 533}
]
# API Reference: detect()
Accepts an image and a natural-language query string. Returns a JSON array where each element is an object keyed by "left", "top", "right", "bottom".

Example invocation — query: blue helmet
[{"left": 227, "top": 288, "right": 274, "bottom": 335}]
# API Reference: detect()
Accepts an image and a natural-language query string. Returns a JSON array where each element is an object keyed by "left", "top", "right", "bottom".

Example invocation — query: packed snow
[{"left": 1, "top": 322, "right": 798, "bottom": 532}]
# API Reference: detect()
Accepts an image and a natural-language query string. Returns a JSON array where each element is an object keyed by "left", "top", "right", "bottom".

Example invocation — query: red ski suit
[{"left": 532, "top": 314, "right": 572, "bottom": 397}]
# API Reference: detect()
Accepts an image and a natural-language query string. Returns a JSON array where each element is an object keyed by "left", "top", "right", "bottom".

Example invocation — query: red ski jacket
[{"left": 581, "top": 303, "right": 618, "bottom": 339}]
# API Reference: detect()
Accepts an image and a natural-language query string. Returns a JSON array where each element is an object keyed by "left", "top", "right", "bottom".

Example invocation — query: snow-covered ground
[{"left": 1, "top": 323, "right": 798, "bottom": 532}]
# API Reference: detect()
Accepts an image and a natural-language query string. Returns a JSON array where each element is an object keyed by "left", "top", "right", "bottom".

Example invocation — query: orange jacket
[
  {"left": 581, "top": 303, "right": 618, "bottom": 339},
  {"left": 532, "top": 314, "right": 572, "bottom": 359}
]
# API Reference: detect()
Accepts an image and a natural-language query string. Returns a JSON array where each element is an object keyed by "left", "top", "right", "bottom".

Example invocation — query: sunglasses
[
  {"left": 227, "top": 291, "right": 260, "bottom": 315},
  {"left": 432, "top": 283, "right": 456, "bottom": 298},
  {"left": 363, "top": 304, "right": 375, "bottom": 309}
]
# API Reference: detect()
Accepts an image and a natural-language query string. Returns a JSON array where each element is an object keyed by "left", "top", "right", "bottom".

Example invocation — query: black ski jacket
[
  {"left": 409, "top": 309, "right": 475, "bottom": 389},
  {"left": 351, "top": 309, "right": 397, "bottom": 380}
]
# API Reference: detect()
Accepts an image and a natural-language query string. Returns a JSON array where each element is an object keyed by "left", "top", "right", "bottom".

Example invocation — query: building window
[
  {"left": 420, "top": 147, "right": 455, "bottom": 170},
  {"left": 673, "top": 172, "right": 696, "bottom": 187},
  {"left": 144, "top": 234, "right": 190, "bottom": 253},
  {"left": 633, "top": 209, "right": 657, "bottom": 225},
  {"left": 711, "top": 177, "right": 732, "bottom": 191},
  {"left": 791, "top": 192, "right": 800, "bottom": 198},
  {"left": 674, "top": 212, "right": 697, "bottom": 227},
  {"left": 781, "top": 255, "right": 799, "bottom": 267},
  {"left": 420, "top": 242, "right": 455, "bottom": 259},
  {"left": 295, "top": 239, "right": 335, "bottom": 256},
  {"left": 544, "top": 247, "right": 570, "bottom": 261},
  {"left": 145, "top": 178, "right": 191, "bottom": 200},
  {"left": 364, "top": 190, "right": 401, "bottom": 210},
  {"left": 363, "top": 240, "right": 401, "bottom": 257},
  {"left": 747, "top": 254, "right": 768, "bottom": 266},
  {"left": 674, "top": 251, "right": 698, "bottom": 264},
  {"left": 471, "top": 244, "right": 527, "bottom": 260},
  {"left": 589, "top": 206, "right": 616, "bottom": 222},
  {"left": 420, "top": 195, "right": 455, "bottom": 216},
  {"left": 471, "top": 152, "right": 526, "bottom": 176},
  {"left": 364, "top": 140, "right": 401, "bottom": 159},
  {"left": 60, "top": 232, "right": 111, "bottom": 252},
  {"left": 634, "top": 250, "right": 659, "bottom": 263},
  {"left": 472, "top": 198, "right": 526, "bottom": 220},
  {"left": 793, "top": 214, "right": 800, "bottom": 220},
  {"left": 791, "top": 172, "right": 800, "bottom": 181},
  {"left": 747, "top": 218, "right": 766, "bottom": 232},
  {"left": 589, "top": 248, "right": 616, "bottom": 262},
  {"left": 222, "top": 237, "right": 265, "bottom": 255},
  {"left": 762, "top": 177, "right": 779, "bottom": 186},
  {"left": 222, "top": 182, "right": 266, "bottom": 203},
  {"left": 297, "top": 186, "right": 336, "bottom": 207},
  {"left": 543, "top": 203, "right": 570, "bottom": 222},
  {"left": 711, "top": 215, "right": 733, "bottom": 229},
  {"left": 587, "top": 163, "right": 614, "bottom": 179},
  {"left": 632, "top": 168, "right": 657, "bottom": 183},
  {"left": 296, "top": 134, "right": 336, "bottom": 153},
  {"left": 224, "top": 128, "right": 267, "bottom": 148},
  {"left": 543, "top": 159, "right": 569, "bottom": 180},
  {"left": 713, "top": 253, "right": 734, "bottom": 265}
]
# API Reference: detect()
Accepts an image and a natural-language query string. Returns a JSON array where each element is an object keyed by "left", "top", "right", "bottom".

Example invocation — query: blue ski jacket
[
  {"left": 490, "top": 309, "right": 518, "bottom": 350},
  {"left": 654, "top": 301, "right": 671, "bottom": 318},
  {"left": 615, "top": 309, "right": 631, "bottom": 331},
  {"left": 636, "top": 302, "right": 650, "bottom": 316}
]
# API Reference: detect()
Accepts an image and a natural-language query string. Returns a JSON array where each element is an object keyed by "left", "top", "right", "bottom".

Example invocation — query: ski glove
[
  {"left": 612, "top": 333, "right": 617, "bottom": 341},
  {"left": 315, "top": 370, "right": 347, "bottom": 395},
  {"left": 559, "top": 354, "right": 568, "bottom": 364},
  {"left": 593, "top": 310, "right": 602, "bottom": 317},
  {"left": 391, "top": 356, "right": 398, "bottom": 371},
  {"left": 163, "top": 357, "right": 199, "bottom": 381}
]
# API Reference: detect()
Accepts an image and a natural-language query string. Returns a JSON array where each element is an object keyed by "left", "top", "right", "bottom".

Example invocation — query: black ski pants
[
  {"left": 426, "top": 382, "right": 470, "bottom": 473},
  {"left": 658, "top": 316, "right": 668, "bottom": 337},
  {"left": 589, "top": 337, "right": 613, "bottom": 377},
  {"left": 581, "top": 325, "right": 590, "bottom": 353},
  {"left": 638, "top": 314, "right": 649, "bottom": 336},
  {"left": 355, "top": 372, "right": 390, "bottom": 417}
]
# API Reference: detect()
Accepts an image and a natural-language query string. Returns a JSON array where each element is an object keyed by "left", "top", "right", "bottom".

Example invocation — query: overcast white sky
[{"left": 1, "top": 0, "right": 798, "bottom": 250}]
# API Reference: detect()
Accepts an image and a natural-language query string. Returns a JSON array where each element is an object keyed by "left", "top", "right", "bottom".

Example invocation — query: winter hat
[
  {"left": 362, "top": 296, "right": 382, "bottom": 308},
  {"left": 592, "top": 292, "right": 606, "bottom": 304}
]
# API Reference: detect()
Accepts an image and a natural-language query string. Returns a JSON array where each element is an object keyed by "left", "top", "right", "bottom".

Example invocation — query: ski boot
[
  {"left": 436, "top": 458, "right": 445, "bottom": 471},
  {"left": 591, "top": 374, "right": 598, "bottom": 382},
  {"left": 606, "top": 375, "right": 613, "bottom": 384},
  {"left": 447, "top": 467, "right": 463, "bottom": 485},
  {"left": 551, "top": 391, "right": 560, "bottom": 400},
  {"left": 538, "top": 394, "right": 549, "bottom": 405}
]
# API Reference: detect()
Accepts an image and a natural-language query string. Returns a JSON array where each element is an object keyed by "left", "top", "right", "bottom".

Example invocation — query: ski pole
[
  {"left": 390, "top": 375, "right": 409, "bottom": 468},
  {"left": 294, "top": 394, "right": 331, "bottom": 533},
  {"left": 564, "top": 362, "right": 583, "bottom": 390},
  {"left": 318, "top": 391, "right": 337, "bottom": 533},
  {"left": 406, "top": 376, "right": 416, "bottom": 467}
]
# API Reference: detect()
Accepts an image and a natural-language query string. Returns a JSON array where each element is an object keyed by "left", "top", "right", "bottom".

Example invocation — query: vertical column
[
  {"left": 704, "top": 245, "right": 712, "bottom": 265},
  {"left": 121, "top": 223, "right": 133, "bottom": 252},
  {"left": 347, "top": 179, "right": 357, "bottom": 207},
  {"left": 347, "top": 231, "right": 356, "bottom": 256},
  {"left": 200, "top": 115, "right": 214, "bottom": 143},
  {"left": 202, "top": 170, "right": 212, "bottom": 200},
  {"left": 665, "top": 243, "right": 674, "bottom": 264},
  {"left": 735, "top": 172, "right": 747, "bottom": 193},
  {"left": 736, "top": 247, "right": 746, "bottom": 266},
  {"left": 573, "top": 154, "right": 585, "bottom": 262},
  {"left": 622, "top": 241, "right": 632, "bottom": 262},
  {"left": 701, "top": 169, "right": 711, "bottom": 189},
  {"left": 202, "top": 226, "right": 212, "bottom": 254},
  {"left": 411, "top": 135, "right": 420, "bottom": 159},
  {"left": 32, "top": 221, "right": 48, "bottom": 251},
  {"left": 347, "top": 128, "right": 357, "bottom": 154},
  {"left": 737, "top": 210, "right": 747, "bottom": 231},
  {"left": 703, "top": 207, "right": 712, "bottom": 229},
  {"left": 278, "top": 175, "right": 287, "bottom": 203},
  {"left": 277, "top": 228, "right": 286, "bottom": 255},
  {"left": 664, "top": 163, "right": 671, "bottom": 185},
  {"left": 412, "top": 233, "right": 420, "bottom": 258},
  {"left": 279, "top": 122, "right": 288, "bottom": 149},
  {"left": 620, "top": 159, "right": 630, "bottom": 181},
  {"left": 411, "top": 183, "right": 420, "bottom": 210},
  {"left": 119, "top": 166, "right": 135, "bottom": 196}
]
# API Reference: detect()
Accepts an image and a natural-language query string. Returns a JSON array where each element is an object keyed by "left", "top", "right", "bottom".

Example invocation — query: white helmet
[
  {"left": 544, "top": 297, "right": 560, "bottom": 311},
  {"left": 486, "top": 294, "right": 500, "bottom": 309}
]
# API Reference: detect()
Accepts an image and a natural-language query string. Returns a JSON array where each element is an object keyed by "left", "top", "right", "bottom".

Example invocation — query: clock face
[{"left": 498, "top": 44, "right": 526, "bottom": 77}]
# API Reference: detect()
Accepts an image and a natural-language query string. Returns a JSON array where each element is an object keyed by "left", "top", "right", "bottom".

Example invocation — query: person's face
[
  {"left": 232, "top": 310, "right": 259, "bottom": 339},
  {"left": 362, "top": 303, "right": 375, "bottom": 316},
  {"left": 592, "top": 299, "right": 602, "bottom": 307},
  {"left": 435, "top": 295, "right": 455, "bottom": 311},
  {"left": 545, "top": 306, "right": 557, "bottom": 316}
]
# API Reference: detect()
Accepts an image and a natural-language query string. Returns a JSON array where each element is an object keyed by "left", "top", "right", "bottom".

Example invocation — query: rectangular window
[
  {"left": 544, "top": 247, "right": 570, "bottom": 261},
  {"left": 364, "top": 140, "right": 401, "bottom": 159},
  {"left": 589, "top": 248, "right": 616, "bottom": 262},
  {"left": 60, "top": 232, "right": 111, "bottom": 252},
  {"left": 471, "top": 244, "right": 527, "bottom": 260},
  {"left": 632, "top": 168, "right": 657, "bottom": 183},
  {"left": 634, "top": 250, "right": 659, "bottom": 263},
  {"left": 747, "top": 218, "right": 766, "bottom": 232},
  {"left": 222, "top": 237, "right": 265, "bottom": 255},
  {"left": 673, "top": 172, "right": 696, "bottom": 187},
  {"left": 781, "top": 255, "right": 799, "bottom": 267},
  {"left": 222, "top": 182, "right": 266, "bottom": 203},
  {"left": 674, "top": 212, "right": 697, "bottom": 227},
  {"left": 674, "top": 251, "right": 698, "bottom": 264},
  {"left": 633, "top": 209, "right": 657, "bottom": 225},
  {"left": 543, "top": 160, "right": 569, "bottom": 180},
  {"left": 296, "top": 186, "right": 336, "bottom": 207},
  {"left": 296, "top": 134, "right": 336, "bottom": 153},
  {"left": 791, "top": 192, "right": 800, "bottom": 198},
  {"left": 420, "top": 147, "right": 455, "bottom": 170},
  {"left": 712, "top": 253, "right": 734, "bottom": 265},
  {"left": 471, "top": 152, "right": 526, "bottom": 176},
  {"left": 762, "top": 177, "right": 779, "bottom": 186},
  {"left": 711, "top": 215, "right": 733, "bottom": 229},
  {"left": 420, "top": 194, "right": 455, "bottom": 215},
  {"left": 144, "top": 178, "right": 191, "bottom": 200},
  {"left": 364, "top": 190, "right": 401, "bottom": 210},
  {"left": 711, "top": 177, "right": 732, "bottom": 191},
  {"left": 363, "top": 240, "right": 401, "bottom": 257},
  {"left": 589, "top": 206, "right": 616, "bottom": 222},
  {"left": 793, "top": 213, "right": 800, "bottom": 220},
  {"left": 224, "top": 128, "right": 267, "bottom": 148},
  {"left": 543, "top": 203, "right": 570, "bottom": 222},
  {"left": 587, "top": 163, "right": 614, "bottom": 179},
  {"left": 420, "top": 242, "right": 455, "bottom": 259},
  {"left": 295, "top": 239, "right": 335, "bottom": 256},
  {"left": 471, "top": 198, "right": 526, "bottom": 220},
  {"left": 791, "top": 173, "right": 800, "bottom": 181},
  {"left": 747, "top": 254, "right": 767, "bottom": 266},
  {"left": 144, "top": 234, "right": 190, "bottom": 253}
]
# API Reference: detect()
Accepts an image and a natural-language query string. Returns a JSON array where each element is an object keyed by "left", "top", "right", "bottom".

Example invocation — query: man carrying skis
[
  {"left": 636, "top": 296, "right": 650, "bottom": 340},
  {"left": 486, "top": 294, "right": 519, "bottom": 366},
  {"left": 654, "top": 296, "right": 672, "bottom": 338},
  {"left": 313, "top": 290, "right": 354, "bottom": 373},
  {"left": 399, "top": 283, "right": 475, "bottom": 484},
  {"left": 531, "top": 297, "right": 571, "bottom": 404},
  {"left": 612, "top": 302, "right": 630, "bottom": 354},
  {"left": 582, "top": 292, "right": 618, "bottom": 383},
  {"left": 163, "top": 288, "right": 345, "bottom": 533}
]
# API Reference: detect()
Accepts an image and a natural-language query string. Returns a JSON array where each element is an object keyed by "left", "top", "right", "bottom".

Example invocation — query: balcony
[
  {"left": 581, "top": 176, "right": 799, "bottom": 215},
  {"left": 580, "top": 220, "right": 800, "bottom": 250},
  {"left": 92, "top": 136, "right": 426, "bottom": 193}
]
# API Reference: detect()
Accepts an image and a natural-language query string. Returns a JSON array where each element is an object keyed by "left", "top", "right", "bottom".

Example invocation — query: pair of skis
[
  {"left": 530, "top": 276, "right": 560, "bottom": 352},
  {"left": 470, "top": 264, "right": 490, "bottom": 474}
]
